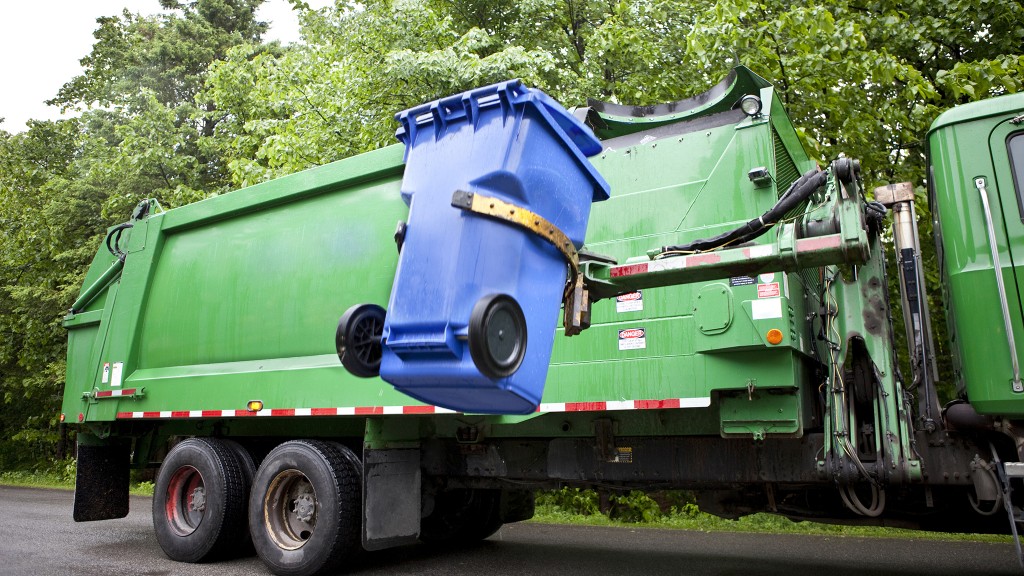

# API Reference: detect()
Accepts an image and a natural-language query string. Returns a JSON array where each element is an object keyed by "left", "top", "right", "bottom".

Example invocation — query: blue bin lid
[{"left": 395, "top": 80, "right": 609, "bottom": 202}]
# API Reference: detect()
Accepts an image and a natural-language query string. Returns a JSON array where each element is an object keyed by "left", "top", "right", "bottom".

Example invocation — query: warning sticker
[
  {"left": 751, "top": 298, "right": 783, "bottom": 320},
  {"left": 111, "top": 362, "right": 123, "bottom": 388},
  {"left": 729, "top": 276, "right": 755, "bottom": 287},
  {"left": 618, "top": 328, "right": 647, "bottom": 351},
  {"left": 757, "top": 282, "right": 781, "bottom": 298},
  {"left": 616, "top": 291, "right": 644, "bottom": 313},
  {"left": 611, "top": 447, "right": 633, "bottom": 464},
  {"left": 102, "top": 363, "right": 110, "bottom": 384}
]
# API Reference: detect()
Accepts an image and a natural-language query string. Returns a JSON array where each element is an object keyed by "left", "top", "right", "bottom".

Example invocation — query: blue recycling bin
[{"left": 376, "top": 81, "right": 610, "bottom": 415}]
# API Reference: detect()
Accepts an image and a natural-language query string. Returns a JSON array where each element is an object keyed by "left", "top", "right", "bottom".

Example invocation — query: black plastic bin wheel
[
  {"left": 468, "top": 294, "right": 527, "bottom": 380},
  {"left": 336, "top": 303, "right": 386, "bottom": 378}
]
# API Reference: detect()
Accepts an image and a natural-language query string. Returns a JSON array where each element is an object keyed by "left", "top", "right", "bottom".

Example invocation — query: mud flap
[
  {"left": 500, "top": 489, "right": 536, "bottom": 523},
  {"left": 362, "top": 448, "right": 421, "bottom": 551},
  {"left": 73, "top": 442, "right": 130, "bottom": 521}
]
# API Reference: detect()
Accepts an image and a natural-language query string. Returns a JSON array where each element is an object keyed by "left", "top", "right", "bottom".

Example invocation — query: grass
[
  {"left": 530, "top": 492, "right": 1013, "bottom": 543},
  {"left": 531, "top": 505, "right": 1012, "bottom": 542},
  {"left": 0, "top": 468, "right": 75, "bottom": 490},
  {"left": 0, "top": 464, "right": 154, "bottom": 496}
]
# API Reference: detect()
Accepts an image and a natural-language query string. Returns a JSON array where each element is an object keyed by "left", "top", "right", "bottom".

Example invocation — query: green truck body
[{"left": 61, "top": 68, "right": 1024, "bottom": 575}]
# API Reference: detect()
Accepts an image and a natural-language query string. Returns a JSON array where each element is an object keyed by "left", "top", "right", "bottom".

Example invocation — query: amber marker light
[
  {"left": 246, "top": 400, "right": 264, "bottom": 413},
  {"left": 766, "top": 329, "right": 784, "bottom": 345}
]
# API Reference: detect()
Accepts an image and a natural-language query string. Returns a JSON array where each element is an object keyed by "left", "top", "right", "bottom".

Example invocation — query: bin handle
[
  {"left": 397, "top": 80, "right": 529, "bottom": 143},
  {"left": 425, "top": 81, "right": 526, "bottom": 128},
  {"left": 451, "top": 190, "right": 590, "bottom": 336}
]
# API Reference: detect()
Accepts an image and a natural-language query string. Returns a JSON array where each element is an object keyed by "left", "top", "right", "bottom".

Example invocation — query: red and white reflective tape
[
  {"left": 115, "top": 405, "right": 458, "bottom": 419},
  {"left": 538, "top": 397, "right": 711, "bottom": 412},
  {"left": 114, "top": 396, "right": 711, "bottom": 420},
  {"left": 609, "top": 245, "right": 777, "bottom": 278},
  {"left": 95, "top": 388, "right": 137, "bottom": 398}
]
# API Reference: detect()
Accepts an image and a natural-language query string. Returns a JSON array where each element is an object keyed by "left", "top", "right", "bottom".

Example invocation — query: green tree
[
  {"left": 0, "top": 119, "right": 89, "bottom": 467},
  {"left": 0, "top": 0, "right": 271, "bottom": 470},
  {"left": 51, "top": 0, "right": 271, "bottom": 207},
  {"left": 204, "top": 0, "right": 708, "bottom": 183}
]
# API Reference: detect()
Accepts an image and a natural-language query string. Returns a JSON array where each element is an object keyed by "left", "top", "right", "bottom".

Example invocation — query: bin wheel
[
  {"left": 468, "top": 294, "right": 527, "bottom": 380},
  {"left": 337, "top": 304, "right": 386, "bottom": 378}
]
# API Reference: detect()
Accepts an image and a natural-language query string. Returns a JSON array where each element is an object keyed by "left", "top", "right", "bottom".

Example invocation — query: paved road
[{"left": 1, "top": 485, "right": 1021, "bottom": 576}]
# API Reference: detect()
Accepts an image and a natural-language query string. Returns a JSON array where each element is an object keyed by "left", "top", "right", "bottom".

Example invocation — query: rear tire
[
  {"left": 152, "top": 437, "right": 251, "bottom": 562},
  {"left": 249, "top": 440, "right": 362, "bottom": 576},
  {"left": 221, "top": 439, "right": 257, "bottom": 553}
]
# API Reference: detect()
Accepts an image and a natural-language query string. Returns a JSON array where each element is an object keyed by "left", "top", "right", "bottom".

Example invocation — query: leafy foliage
[
  {"left": 0, "top": 0, "right": 268, "bottom": 470},
  {"left": 1, "top": 0, "right": 1023, "bottom": 469},
  {"left": 535, "top": 487, "right": 601, "bottom": 515}
]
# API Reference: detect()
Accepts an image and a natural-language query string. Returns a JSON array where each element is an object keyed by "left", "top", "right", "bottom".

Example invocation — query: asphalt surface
[{"left": 1, "top": 485, "right": 1022, "bottom": 576}]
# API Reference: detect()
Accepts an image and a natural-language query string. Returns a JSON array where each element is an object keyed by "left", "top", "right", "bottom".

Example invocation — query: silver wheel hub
[
  {"left": 190, "top": 487, "right": 207, "bottom": 512},
  {"left": 293, "top": 493, "right": 315, "bottom": 523}
]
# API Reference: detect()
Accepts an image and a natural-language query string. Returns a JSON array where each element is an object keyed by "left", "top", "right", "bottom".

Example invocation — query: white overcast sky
[{"left": 0, "top": 0, "right": 332, "bottom": 133}]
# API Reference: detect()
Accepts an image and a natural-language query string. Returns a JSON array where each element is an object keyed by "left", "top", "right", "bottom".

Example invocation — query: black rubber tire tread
[
  {"left": 220, "top": 439, "right": 257, "bottom": 553},
  {"left": 249, "top": 440, "right": 362, "bottom": 576},
  {"left": 336, "top": 304, "right": 386, "bottom": 378},
  {"left": 420, "top": 489, "right": 504, "bottom": 545},
  {"left": 220, "top": 439, "right": 257, "bottom": 490},
  {"left": 152, "top": 437, "right": 250, "bottom": 563}
]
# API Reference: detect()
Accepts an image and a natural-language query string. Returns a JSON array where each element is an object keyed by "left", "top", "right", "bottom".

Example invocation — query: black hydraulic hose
[
  {"left": 656, "top": 167, "right": 828, "bottom": 257},
  {"left": 105, "top": 222, "right": 134, "bottom": 263}
]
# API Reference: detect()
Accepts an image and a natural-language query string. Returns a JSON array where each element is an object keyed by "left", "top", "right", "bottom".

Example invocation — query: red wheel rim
[{"left": 164, "top": 465, "right": 206, "bottom": 536}]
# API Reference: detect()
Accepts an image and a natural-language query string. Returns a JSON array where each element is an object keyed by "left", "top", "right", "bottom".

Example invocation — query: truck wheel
[
  {"left": 221, "top": 439, "right": 257, "bottom": 552},
  {"left": 250, "top": 440, "right": 362, "bottom": 576},
  {"left": 152, "top": 437, "right": 251, "bottom": 562},
  {"left": 468, "top": 294, "right": 527, "bottom": 380},
  {"left": 221, "top": 438, "right": 256, "bottom": 483},
  {"left": 420, "top": 489, "right": 503, "bottom": 545},
  {"left": 336, "top": 304, "right": 386, "bottom": 378}
]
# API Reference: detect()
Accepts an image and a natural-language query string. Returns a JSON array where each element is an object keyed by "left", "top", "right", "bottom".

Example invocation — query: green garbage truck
[{"left": 61, "top": 66, "right": 1024, "bottom": 575}]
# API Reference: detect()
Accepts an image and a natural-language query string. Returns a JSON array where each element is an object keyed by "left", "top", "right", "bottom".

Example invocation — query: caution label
[
  {"left": 615, "top": 291, "right": 644, "bottom": 313},
  {"left": 757, "top": 282, "right": 780, "bottom": 298},
  {"left": 618, "top": 328, "right": 647, "bottom": 351},
  {"left": 612, "top": 447, "right": 633, "bottom": 463},
  {"left": 111, "top": 362, "right": 123, "bottom": 388}
]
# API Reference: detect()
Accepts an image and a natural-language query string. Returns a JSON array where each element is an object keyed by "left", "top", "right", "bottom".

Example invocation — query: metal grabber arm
[{"left": 575, "top": 158, "right": 875, "bottom": 323}]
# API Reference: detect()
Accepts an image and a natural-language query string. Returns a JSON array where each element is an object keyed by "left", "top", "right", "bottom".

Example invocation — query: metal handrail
[{"left": 975, "top": 176, "right": 1024, "bottom": 393}]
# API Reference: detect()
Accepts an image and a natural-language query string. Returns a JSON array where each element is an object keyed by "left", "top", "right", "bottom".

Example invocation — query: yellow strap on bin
[{"left": 451, "top": 190, "right": 590, "bottom": 336}]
